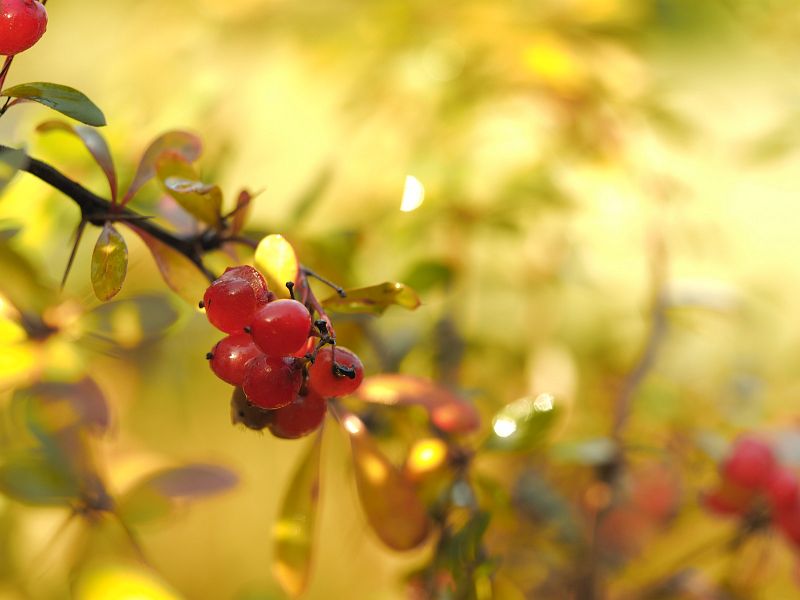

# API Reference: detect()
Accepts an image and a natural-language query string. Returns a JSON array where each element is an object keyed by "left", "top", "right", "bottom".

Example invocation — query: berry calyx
[
  {"left": 0, "top": 0, "right": 47, "bottom": 56},
  {"left": 723, "top": 437, "right": 776, "bottom": 490},
  {"left": 307, "top": 345, "right": 364, "bottom": 398},
  {"left": 266, "top": 389, "right": 327, "bottom": 439},
  {"left": 207, "top": 334, "right": 263, "bottom": 386},
  {"left": 242, "top": 354, "right": 302, "bottom": 410},
  {"left": 249, "top": 299, "right": 312, "bottom": 357},
  {"left": 203, "top": 276, "right": 262, "bottom": 334},
  {"left": 230, "top": 386, "right": 271, "bottom": 431}
]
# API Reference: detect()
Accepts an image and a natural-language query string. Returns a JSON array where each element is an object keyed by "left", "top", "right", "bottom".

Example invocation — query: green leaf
[
  {"left": 254, "top": 234, "right": 299, "bottom": 299},
  {"left": 81, "top": 294, "right": 181, "bottom": 349},
  {"left": 355, "top": 374, "right": 480, "bottom": 434},
  {"left": 273, "top": 433, "right": 323, "bottom": 598},
  {"left": 333, "top": 406, "right": 430, "bottom": 550},
  {"left": 122, "top": 130, "right": 202, "bottom": 205},
  {"left": 484, "top": 394, "right": 560, "bottom": 453},
  {"left": 1, "top": 82, "right": 106, "bottom": 126},
  {"left": 127, "top": 226, "right": 209, "bottom": 305},
  {"left": 402, "top": 260, "right": 455, "bottom": 292},
  {"left": 0, "top": 451, "right": 79, "bottom": 506},
  {"left": 156, "top": 153, "right": 222, "bottom": 227},
  {"left": 91, "top": 224, "right": 127, "bottom": 301},
  {"left": 17, "top": 379, "right": 111, "bottom": 435},
  {"left": 322, "top": 282, "right": 421, "bottom": 315},
  {"left": 0, "top": 147, "right": 27, "bottom": 194},
  {"left": 37, "top": 120, "right": 118, "bottom": 201}
]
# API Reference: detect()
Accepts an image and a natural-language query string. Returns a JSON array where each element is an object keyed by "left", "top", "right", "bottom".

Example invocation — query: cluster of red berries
[
  {"left": 0, "top": 0, "right": 47, "bottom": 56},
  {"left": 202, "top": 266, "right": 364, "bottom": 439},
  {"left": 703, "top": 436, "right": 800, "bottom": 547}
]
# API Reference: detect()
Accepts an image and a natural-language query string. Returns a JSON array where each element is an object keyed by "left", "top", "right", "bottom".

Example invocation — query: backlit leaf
[
  {"left": 254, "top": 234, "right": 299, "bottom": 299},
  {"left": 273, "top": 433, "right": 323, "bottom": 597},
  {"left": 20, "top": 379, "right": 111, "bottom": 435},
  {"left": 0, "top": 147, "right": 27, "bottom": 194},
  {"left": 37, "top": 120, "right": 118, "bottom": 201},
  {"left": 333, "top": 405, "right": 430, "bottom": 550},
  {"left": 355, "top": 374, "right": 480, "bottom": 434},
  {"left": 91, "top": 224, "right": 127, "bottom": 301},
  {"left": 1, "top": 82, "right": 106, "bottom": 126},
  {"left": 127, "top": 226, "right": 209, "bottom": 305},
  {"left": 156, "top": 153, "right": 222, "bottom": 227},
  {"left": 322, "top": 282, "right": 421, "bottom": 315},
  {"left": 122, "top": 130, "right": 202, "bottom": 205},
  {"left": 484, "top": 394, "right": 560, "bottom": 452}
]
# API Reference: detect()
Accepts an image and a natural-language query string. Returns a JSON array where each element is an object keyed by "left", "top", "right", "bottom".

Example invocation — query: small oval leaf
[
  {"left": 230, "top": 189, "right": 255, "bottom": 235},
  {"left": 273, "top": 433, "right": 323, "bottom": 598},
  {"left": 37, "top": 120, "right": 118, "bottom": 201},
  {"left": 1, "top": 82, "right": 106, "bottom": 126},
  {"left": 333, "top": 405, "right": 430, "bottom": 550},
  {"left": 322, "top": 282, "right": 421, "bottom": 315},
  {"left": 122, "top": 130, "right": 202, "bottom": 205},
  {"left": 254, "top": 234, "right": 299, "bottom": 299},
  {"left": 91, "top": 224, "right": 127, "bottom": 301},
  {"left": 355, "top": 374, "right": 480, "bottom": 434},
  {"left": 127, "top": 226, "right": 209, "bottom": 305}
]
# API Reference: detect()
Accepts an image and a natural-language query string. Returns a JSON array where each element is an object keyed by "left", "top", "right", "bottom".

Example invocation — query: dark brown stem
[
  {"left": 1, "top": 146, "right": 219, "bottom": 282},
  {"left": 0, "top": 56, "right": 13, "bottom": 94}
]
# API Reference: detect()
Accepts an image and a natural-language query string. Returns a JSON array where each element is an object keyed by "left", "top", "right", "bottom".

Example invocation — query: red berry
[
  {"left": 307, "top": 346, "right": 364, "bottom": 398},
  {"left": 220, "top": 265, "right": 270, "bottom": 299},
  {"left": 230, "top": 386, "right": 271, "bottom": 431},
  {"left": 777, "top": 507, "right": 800, "bottom": 547},
  {"left": 267, "top": 389, "right": 327, "bottom": 439},
  {"left": 0, "top": 0, "right": 47, "bottom": 56},
  {"left": 292, "top": 336, "right": 317, "bottom": 358},
  {"left": 767, "top": 466, "right": 800, "bottom": 512},
  {"left": 203, "top": 277, "right": 260, "bottom": 334},
  {"left": 208, "top": 334, "right": 263, "bottom": 386},
  {"left": 723, "top": 437, "right": 776, "bottom": 490},
  {"left": 242, "top": 354, "right": 302, "bottom": 410},
  {"left": 249, "top": 299, "right": 312, "bottom": 357}
]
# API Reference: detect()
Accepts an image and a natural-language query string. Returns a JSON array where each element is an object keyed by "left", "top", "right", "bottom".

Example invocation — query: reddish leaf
[
  {"left": 37, "top": 120, "right": 118, "bottom": 201},
  {"left": 127, "top": 226, "right": 209, "bottom": 305},
  {"left": 144, "top": 464, "right": 238, "bottom": 498},
  {"left": 230, "top": 189, "right": 254, "bottom": 235},
  {"left": 122, "top": 130, "right": 202, "bottom": 205},
  {"left": 333, "top": 405, "right": 430, "bottom": 550},
  {"left": 355, "top": 374, "right": 480, "bottom": 434}
]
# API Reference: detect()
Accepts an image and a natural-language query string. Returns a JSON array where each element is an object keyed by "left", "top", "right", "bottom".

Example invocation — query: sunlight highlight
[
  {"left": 400, "top": 175, "right": 425, "bottom": 212},
  {"left": 493, "top": 416, "right": 517, "bottom": 438}
]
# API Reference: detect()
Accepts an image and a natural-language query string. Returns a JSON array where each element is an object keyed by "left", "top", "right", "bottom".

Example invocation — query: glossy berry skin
[
  {"left": 308, "top": 345, "right": 364, "bottom": 398},
  {"left": 723, "top": 437, "right": 776, "bottom": 490},
  {"left": 242, "top": 354, "right": 302, "bottom": 410},
  {"left": 292, "top": 336, "right": 317, "bottom": 358},
  {"left": 220, "top": 265, "right": 270, "bottom": 299},
  {"left": 208, "top": 334, "right": 263, "bottom": 386},
  {"left": 267, "top": 389, "right": 327, "bottom": 439},
  {"left": 0, "top": 0, "right": 47, "bottom": 56},
  {"left": 203, "top": 277, "right": 261, "bottom": 334},
  {"left": 250, "top": 299, "right": 312, "bottom": 357}
]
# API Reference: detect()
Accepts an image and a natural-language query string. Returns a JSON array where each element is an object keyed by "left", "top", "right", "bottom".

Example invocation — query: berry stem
[
  {"left": 0, "top": 56, "right": 13, "bottom": 94},
  {"left": 301, "top": 267, "right": 346, "bottom": 298}
]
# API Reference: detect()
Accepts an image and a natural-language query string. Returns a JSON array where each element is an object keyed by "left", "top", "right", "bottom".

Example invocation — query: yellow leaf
[{"left": 254, "top": 234, "right": 299, "bottom": 299}]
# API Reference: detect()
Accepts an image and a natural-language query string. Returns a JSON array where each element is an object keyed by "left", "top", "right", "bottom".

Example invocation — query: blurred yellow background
[{"left": 3, "top": 0, "right": 800, "bottom": 598}]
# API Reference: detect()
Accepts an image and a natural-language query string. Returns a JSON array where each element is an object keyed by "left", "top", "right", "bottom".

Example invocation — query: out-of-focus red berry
[
  {"left": 307, "top": 345, "right": 364, "bottom": 398},
  {"left": 767, "top": 466, "right": 800, "bottom": 512},
  {"left": 242, "top": 354, "right": 302, "bottom": 410},
  {"left": 208, "top": 334, "right": 263, "bottom": 385},
  {"left": 702, "top": 479, "right": 758, "bottom": 517},
  {"left": 723, "top": 437, "right": 776, "bottom": 490},
  {"left": 250, "top": 299, "right": 312, "bottom": 357},
  {"left": 267, "top": 389, "right": 327, "bottom": 439}
]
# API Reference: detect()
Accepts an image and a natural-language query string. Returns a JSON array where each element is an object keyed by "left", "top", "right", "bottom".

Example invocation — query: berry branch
[{"left": 1, "top": 144, "right": 224, "bottom": 281}]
